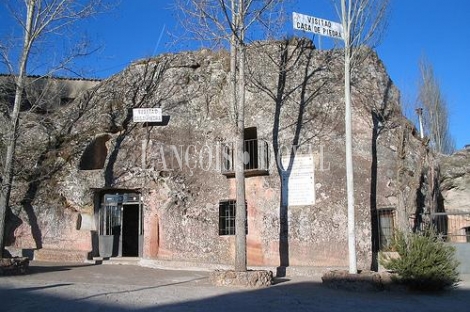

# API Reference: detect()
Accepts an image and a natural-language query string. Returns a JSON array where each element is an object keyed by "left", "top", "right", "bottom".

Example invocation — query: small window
[
  {"left": 219, "top": 200, "right": 247, "bottom": 236},
  {"left": 377, "top": 208, "right": 395, "bottom": 250}
]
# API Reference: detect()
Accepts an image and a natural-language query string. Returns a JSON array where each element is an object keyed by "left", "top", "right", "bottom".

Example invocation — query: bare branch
[
  {"left": 417, "top": 56, "right": 455, "bottom": 154},
  {"left": 0, "top": 0, "right": 115, "bottom": 253}
]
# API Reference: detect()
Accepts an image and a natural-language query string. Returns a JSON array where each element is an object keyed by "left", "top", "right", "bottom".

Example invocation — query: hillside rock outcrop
[
  {"left": 439, "top": 147, "right": 470, "bottom": 211},
  {"left": 1, "top": 39, "right": 437, "bottom": 270}
]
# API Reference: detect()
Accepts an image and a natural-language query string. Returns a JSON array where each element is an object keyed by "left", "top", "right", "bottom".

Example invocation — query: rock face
[
  {"left": 439, "top": 147, "right": 470, "bottom": 211},
  {"left": 1, "top": 39, "right": 436, "bottom": 271}
]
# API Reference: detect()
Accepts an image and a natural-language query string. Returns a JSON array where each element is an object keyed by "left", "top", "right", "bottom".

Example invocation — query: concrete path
[{"left": 1, "top": 261, "right": 470, "bottom": 311}]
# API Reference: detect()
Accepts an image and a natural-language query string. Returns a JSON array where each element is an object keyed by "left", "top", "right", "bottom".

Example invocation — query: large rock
[{"left": 439, "top": 147, "right": 470, "bottom": 211}]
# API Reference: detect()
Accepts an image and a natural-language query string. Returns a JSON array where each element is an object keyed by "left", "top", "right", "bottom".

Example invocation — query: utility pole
[
  {"left": 341, "top": 0, "right": 357, "bottom": 274},
  {"left": 416, "top": 107, "right": 424, "bottom": 139},
  {"left": 293, "top": 7, "right": 357, "bottom": 274}
]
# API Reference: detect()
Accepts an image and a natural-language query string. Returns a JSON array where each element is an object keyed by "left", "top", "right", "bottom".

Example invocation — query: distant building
[{"left": 0, "top": 74, "right": 100, "bottom": 113}]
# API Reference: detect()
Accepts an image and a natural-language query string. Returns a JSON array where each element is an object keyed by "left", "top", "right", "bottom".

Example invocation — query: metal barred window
[
  {"left": 219, "top": 200, "right": 236, "bottom": 235},
  {"left": 218, "top": 200, "right": 248, "bottom": 236},
  {"left": 221, "top": 127, "right": 269, "bottom": 177},
  {"left": 377, "top": 208, "right": 395, "bottom": 250},
  {"left": 431, "top": 210, "right": 470, "bottom": 242}
]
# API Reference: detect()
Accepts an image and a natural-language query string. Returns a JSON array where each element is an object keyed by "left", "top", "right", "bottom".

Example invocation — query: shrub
[{"left": 379, "top": 229, "right": 459, "bottom": 291}]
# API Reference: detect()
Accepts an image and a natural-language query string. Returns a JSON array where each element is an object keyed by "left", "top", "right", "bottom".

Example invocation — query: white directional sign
[
  {"left": 293, "top": 12, "right": 343, "bottom": 40},
  {"left": 132, "top": 108, "right": 162, "bottom": 123}
]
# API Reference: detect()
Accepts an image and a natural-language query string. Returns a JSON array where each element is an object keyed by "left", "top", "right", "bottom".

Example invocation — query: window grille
[
  {"left": 218, "top": 200, "right": 248, "bottom": 236},
  {"left": 99, "top": 204, "right": 121, "bottom": 236},
  {"left": 221, "top": 139, "right": 269, "bottom": 175},
  {"left": 431, "top": 210, "right": 470, "bottom": 242},
  {"left": 219, "top": 200, "right": 236, "bottom": 235},
  {"left": 377, "top": 208, "right": 395, "bottom": 250}
]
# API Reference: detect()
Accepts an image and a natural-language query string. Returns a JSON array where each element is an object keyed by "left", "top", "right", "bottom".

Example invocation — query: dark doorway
[
  {"left": 122, "top": 204, "right": 139, "bottom": 257},
  {"left": 97, "top": 191, "right": 142, "bottom": 258},
  {"left": 244, "top": 127, "right": 258, "bottom": 170}
]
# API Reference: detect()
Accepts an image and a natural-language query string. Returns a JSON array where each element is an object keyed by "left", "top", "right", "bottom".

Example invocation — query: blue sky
[{"left": 0, "top": 0, "right": 469, "bottom": 149}]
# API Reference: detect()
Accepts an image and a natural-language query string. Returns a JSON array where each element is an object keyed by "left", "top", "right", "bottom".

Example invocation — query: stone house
[
  {"left": 0, "top": 74, "right": 101, "bottom": 112},
  {"left": 2, "top": 40, "right": 438, "bottom": 272}
]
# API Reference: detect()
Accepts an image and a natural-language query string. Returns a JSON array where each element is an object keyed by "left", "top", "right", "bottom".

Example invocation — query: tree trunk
[
  {"left": 234, "top": 0, "right": 247, "bottom": 272},
  {"left": 0, "top": 1, "right": 35, "bottom": 255},
  {"left": 229, "top": 1, "right": 237, "bottom": 122}
]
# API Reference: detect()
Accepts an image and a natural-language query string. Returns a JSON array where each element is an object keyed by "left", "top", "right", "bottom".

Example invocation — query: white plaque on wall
[
  {"left": 132, "top": 108, "right": 162, "bottom": 123},
  {"left": 281, "top": 154, "right": 315, "bottom": 206}
]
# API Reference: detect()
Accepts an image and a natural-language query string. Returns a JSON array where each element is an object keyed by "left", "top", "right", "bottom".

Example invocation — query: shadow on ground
[
  {"left": 1, "top": 263, "right": 470, "bottom": 312},
  {"left": 27, "top": 263, "right": 97, "bottom": 275}
]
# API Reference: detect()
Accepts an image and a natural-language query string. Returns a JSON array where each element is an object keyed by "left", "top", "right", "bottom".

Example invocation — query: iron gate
[{"left": 431, "top": 210, "right": 470, "bottom": 273}]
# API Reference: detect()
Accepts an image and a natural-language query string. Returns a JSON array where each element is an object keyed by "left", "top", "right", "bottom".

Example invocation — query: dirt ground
[{"left": 1, "top": 261, "right": 470, "bottom": 311}]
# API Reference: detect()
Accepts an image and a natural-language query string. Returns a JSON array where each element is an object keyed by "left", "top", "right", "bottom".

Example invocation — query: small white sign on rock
[
  {"left": 132, "top": 108, "right": 162, "bottom": 123},
  {"left": 281, "top": 154, "right": 315, "bottom": 207}
]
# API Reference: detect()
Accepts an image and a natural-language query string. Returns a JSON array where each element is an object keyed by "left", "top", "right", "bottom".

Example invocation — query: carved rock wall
[{"left": 2, "top": 40, "right": 434, "bottom": 270}]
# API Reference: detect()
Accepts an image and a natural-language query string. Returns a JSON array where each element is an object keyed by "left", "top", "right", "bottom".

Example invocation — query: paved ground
[{"left": 1, "top": 261, "right": 470, "bottom": 311}]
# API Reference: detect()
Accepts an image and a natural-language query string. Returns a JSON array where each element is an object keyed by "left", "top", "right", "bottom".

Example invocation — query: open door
[
  {"left": 122, "top": 203, "right": 139, "bottom": 256},
  {"left": 98, "top": 192, "right": 142, "bottom": 258}
]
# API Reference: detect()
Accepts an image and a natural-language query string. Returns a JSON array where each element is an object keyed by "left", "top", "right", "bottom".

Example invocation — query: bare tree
[
  {"left": 417, "top": 57, "right": 455, "bottom": 154},
  {"left": 0, "top": 0, "right": 110, "bottom": 256},
  {"left": 175, "top": 0, "right": 286, "bottom": 272},
  {"left": 246, "top": 38, "right": 341, "bottom": 273},
  {"left": 336, "top": 0, "right": 389, "bottom": 274}
]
